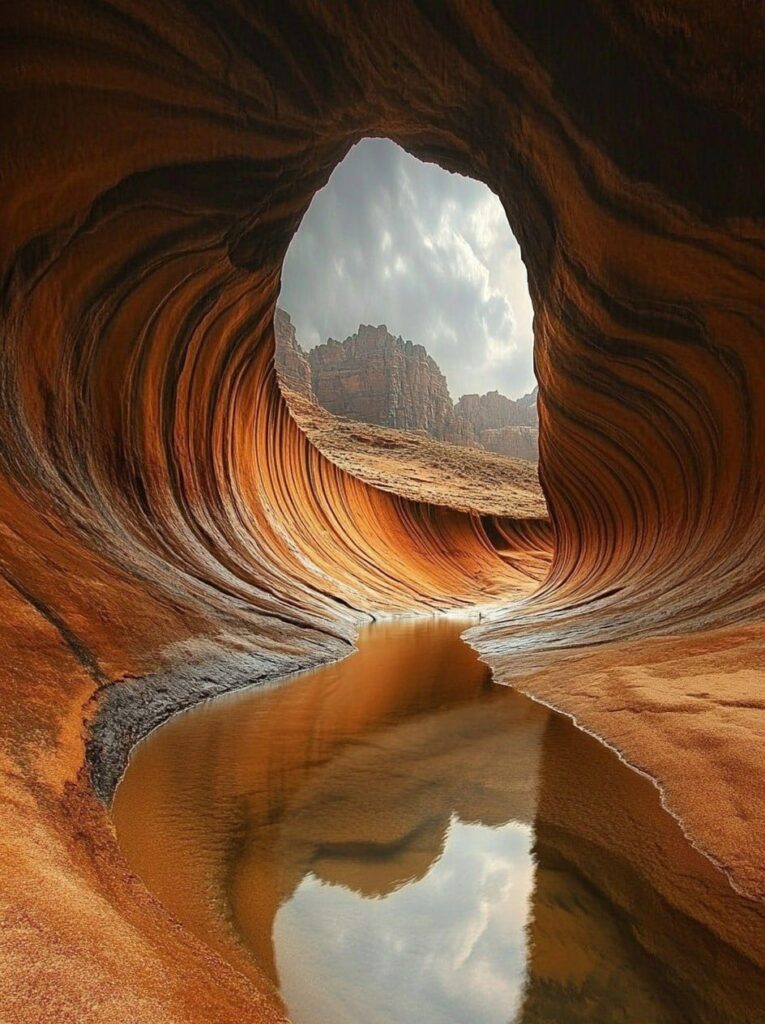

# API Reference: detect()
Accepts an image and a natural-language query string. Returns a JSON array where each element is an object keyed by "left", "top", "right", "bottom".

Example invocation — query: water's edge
[
  {"left": 89, "top": 608, "right": 750, "bottom": 920},
  {"left": 87, "top": 637, "right": 355, "bottom": 803},
  {"left": 466, "top": 637, "right": 753, "bottom": 903},
  {"left": 87, "top": 608, "right": 491, "bottom": 804}
]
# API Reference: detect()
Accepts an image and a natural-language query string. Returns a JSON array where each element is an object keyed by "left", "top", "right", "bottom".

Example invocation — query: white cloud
[
  {"left": 279, "top": 138, "right": 536, "bottom": 400},
  {"left": 273, "top": 817, "right": 534, "bottom": 1024}
]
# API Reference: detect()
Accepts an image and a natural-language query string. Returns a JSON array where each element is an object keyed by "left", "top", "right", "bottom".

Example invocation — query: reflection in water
[
  {"left": 113, "top": 619, "right": 765, "bottom": 1024},
  {"left": 275, "top": 820, "right": 534, "bottom": 1024}
]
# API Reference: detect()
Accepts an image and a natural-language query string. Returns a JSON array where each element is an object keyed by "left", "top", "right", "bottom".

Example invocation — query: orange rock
[{"left": 0, "top": 1, "right": 763, "bottom": 1020}]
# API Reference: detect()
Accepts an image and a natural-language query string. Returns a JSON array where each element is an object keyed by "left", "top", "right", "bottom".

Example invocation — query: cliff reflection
[{"left": 113, "top": 619, "right": 765, "bottom": 1024}]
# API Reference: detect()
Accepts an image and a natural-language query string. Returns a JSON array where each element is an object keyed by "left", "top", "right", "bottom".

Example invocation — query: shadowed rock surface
[{"left": 1, "top": 2, "right": 764, "bottom": 1021}]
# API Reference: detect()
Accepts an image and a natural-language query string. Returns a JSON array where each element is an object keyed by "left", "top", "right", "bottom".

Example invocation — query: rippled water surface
[{"left": 113, "top": 619, "right": 765, "bottom": 1023}]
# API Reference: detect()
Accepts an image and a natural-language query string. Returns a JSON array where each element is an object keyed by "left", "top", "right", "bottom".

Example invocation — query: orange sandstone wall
[
  {"left": 3, "top": 2, "right": 762, "bottom": 667},
  {"left": 1, "top": 2, "right": 763, "bottom": 1021}
]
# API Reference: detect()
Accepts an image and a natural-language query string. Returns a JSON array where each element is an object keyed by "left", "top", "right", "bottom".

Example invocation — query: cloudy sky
[{"left": 279, "top": 139, "right": 536, "bottom": 401}]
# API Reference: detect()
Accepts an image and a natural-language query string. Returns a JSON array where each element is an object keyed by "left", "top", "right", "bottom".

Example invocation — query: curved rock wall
[{"left": 1, "top": 2, "right": 763, "bottom": 1020}]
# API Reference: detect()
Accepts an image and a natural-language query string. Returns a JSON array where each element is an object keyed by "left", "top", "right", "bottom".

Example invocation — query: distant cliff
[
  {"left": 273, "top": 308, "right": 314, "bottom": 399},
  {"left": 274, "top": 309, "right": 538, "bottom": 460},
  {"left": 480, "top": 425, "right": 539, "bottom": 462},
  {"left": 455, "top": 389, "right": 538, "bottom": 432},
  {"left": 308, "top": 323, "right": 471, "bottom": 441}
]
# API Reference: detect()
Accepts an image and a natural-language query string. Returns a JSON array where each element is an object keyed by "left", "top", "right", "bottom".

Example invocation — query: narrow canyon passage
[
  {"left": 2, "top": 4, "right": 764, "bottom": 1021},
  {"left": 113, "top": 619, "right": 765, "bottom": 1024}
]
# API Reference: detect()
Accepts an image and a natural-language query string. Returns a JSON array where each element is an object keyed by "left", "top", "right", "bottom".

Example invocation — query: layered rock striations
[
  {"left": 1, "top": 2, "right": 764, "bottom": 1021},
  {"left": 308, "top": 323, "right": 464, "bottom": 438},
  {"left": 280, "top": 386, "right": 548, "bottom": 523},
  {"left": 277, "top": 315, "right": 539, "bottom": 456}
]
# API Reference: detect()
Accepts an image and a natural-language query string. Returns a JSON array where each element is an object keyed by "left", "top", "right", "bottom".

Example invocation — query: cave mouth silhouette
[{"left": 270, "top": 137, "right": 548, "bottom": 558}]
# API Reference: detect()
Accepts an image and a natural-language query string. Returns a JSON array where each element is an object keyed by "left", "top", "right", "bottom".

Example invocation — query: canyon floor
[{"left": 281, "top": 388, "right": 547, "bottom": 519}]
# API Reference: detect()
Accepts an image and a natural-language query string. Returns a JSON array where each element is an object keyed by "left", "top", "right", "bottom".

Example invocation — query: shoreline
[
  {"left": 469, "top": 618, "right": 765, "bottom": 905},
  {"left": 89, "top": 605, "right": 765, "bottom": 916}
]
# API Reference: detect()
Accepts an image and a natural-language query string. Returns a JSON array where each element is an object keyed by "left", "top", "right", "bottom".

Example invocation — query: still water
[{"left": 113, "top": 619, "right": 765, "bottom": 1023}]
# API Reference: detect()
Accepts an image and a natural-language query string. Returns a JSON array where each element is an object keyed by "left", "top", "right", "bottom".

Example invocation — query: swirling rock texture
[{"left": 0, "top": 2, "right": 763, "bottom": 1021}]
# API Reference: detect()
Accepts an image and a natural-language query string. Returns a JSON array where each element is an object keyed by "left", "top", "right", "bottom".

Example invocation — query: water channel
[{"left": 113, "top": 618, "right": 765, "bottom": 1023}]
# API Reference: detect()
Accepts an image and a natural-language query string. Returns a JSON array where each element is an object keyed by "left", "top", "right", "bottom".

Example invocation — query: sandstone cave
[{"left": 1, "top": 4, "right": 764, "bottom": 1023}]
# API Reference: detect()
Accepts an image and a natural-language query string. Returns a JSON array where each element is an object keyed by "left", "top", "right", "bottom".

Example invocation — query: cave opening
[
  {"left": 270, "top": 137, "right": 550, "bottom": 591},
  {"left": 275, "top": 138, "right": 541, "bottom": 465},
  {"left": 5, "top": 4, "right": 765, "bottom": 1021}
]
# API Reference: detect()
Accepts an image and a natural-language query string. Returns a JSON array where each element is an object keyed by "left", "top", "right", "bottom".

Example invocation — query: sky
[{"left": 278, "top": 138, "right": 536, "bottom": 401}]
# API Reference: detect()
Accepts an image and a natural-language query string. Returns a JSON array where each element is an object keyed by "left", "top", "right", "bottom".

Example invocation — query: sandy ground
[
  {"left": 470, "top": 619, "right": 765, "bottom": 903},
  {"left": 280, "top": 388, "right": 547, "bottom": 519}
]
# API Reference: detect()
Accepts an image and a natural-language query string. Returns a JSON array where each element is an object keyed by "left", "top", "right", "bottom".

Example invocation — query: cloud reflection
[{"left": 274, "top": 816, "right": 534, "bottom": 1024}]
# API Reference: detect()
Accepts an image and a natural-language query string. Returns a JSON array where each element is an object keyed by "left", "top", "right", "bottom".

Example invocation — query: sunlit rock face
[
  {"left": 280, "top": 319, "right": 540, "bottom": 454},
  {"left": 308, "top": 324, "right": 463, "bottom": 438},
  {"left": 1, "top": 2, "right": 763, "bottom": 1021}
]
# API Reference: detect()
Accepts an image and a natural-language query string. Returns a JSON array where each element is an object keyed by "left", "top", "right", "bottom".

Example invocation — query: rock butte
[
  {"left": 274, "top": 308, "right": 541, "bottom": 459},
  {"left": 309, "top": 324, "right": 463, "bottom": 440},
  {"left": 1, "top": 3, "right": 764, "bottom": 1022}
]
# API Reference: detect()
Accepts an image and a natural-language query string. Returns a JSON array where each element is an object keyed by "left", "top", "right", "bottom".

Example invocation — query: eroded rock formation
[
  {"left": 480, "top": 424, "right": 539, "bottom": 461},
  {"left": 280, "top": 386, "right": 548, "bottom": 521},
  {"left": 308, "top": 323, "right": 465, "bottom": 438},
  {"left": 459, "top": 389, "right": 540, "bottom": 458},
  {"left": 456, "top": 387, "right": 539, "bottom": 431},
  {"left": 277, "top": 314, "right": 540, "bottom": 456},
  {"left": 273, "top": 308, "right": 314, "bottom": 400},
  {"left": 1, "top": 2, "right": 764, "bottom": 1021}
]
